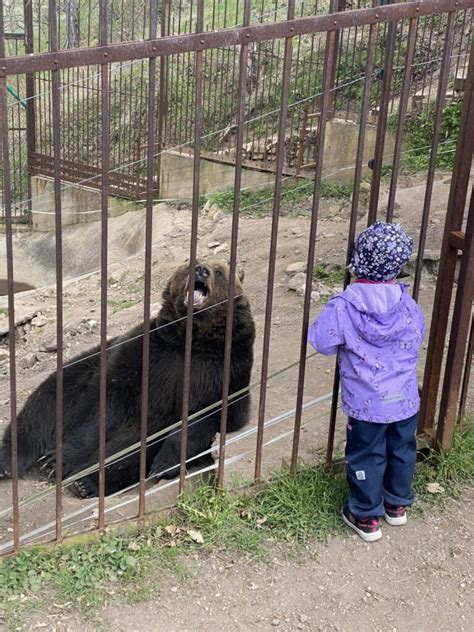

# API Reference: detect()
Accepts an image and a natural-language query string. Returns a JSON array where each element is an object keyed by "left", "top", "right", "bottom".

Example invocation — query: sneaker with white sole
[
  {"left": 384, "top": 503, "right": 408, "bottom": 526},
  {"left": 341, "top": 505, "right": 382, "bottom": 542}
]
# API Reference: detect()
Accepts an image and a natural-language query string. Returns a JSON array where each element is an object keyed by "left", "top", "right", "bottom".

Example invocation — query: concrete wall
[
  {"left": 30, "top": 177, "right": 143, "bottom": 231},
  {"left": 321, "top": 118, "right": 396, "bottom": 184},
  {"left": 157, "top": 151, "right": 274, "bottom": 200}
]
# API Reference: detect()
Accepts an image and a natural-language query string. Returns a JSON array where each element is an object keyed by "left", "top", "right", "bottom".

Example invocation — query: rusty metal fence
[
  {"left": 0, "top": 0, "right": 473, "bottom": 554},
  {"left": 1, "top": 0, "right": 472, "bottom": 212}
]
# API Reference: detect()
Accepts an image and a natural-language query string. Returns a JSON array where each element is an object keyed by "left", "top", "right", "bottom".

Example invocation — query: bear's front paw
[
  {"left": 148, "top": 456, "right": 180, "bottom": 482},
  {"left": 70, "top": 478, "right": 98, "bottom": 499},
  {"left": 38, "top": 451, "right": 75, "bottom": 481},
  {"left": 38, "top": 449, "right": 58, "bottom": 480}
]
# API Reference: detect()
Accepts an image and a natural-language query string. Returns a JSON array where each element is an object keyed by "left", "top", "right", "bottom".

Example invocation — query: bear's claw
[{"left": 70, "top": 479, "right": 96, "bottom": 499}]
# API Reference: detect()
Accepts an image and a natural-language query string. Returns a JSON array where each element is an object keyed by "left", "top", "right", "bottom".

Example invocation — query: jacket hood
[{"left": 337, "top": 283, "right": 410, "bottom": 345}]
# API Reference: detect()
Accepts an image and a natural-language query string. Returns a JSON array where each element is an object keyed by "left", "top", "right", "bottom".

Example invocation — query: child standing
[{"left": 308, "top": 222, "right": 426, "bottom": 542}]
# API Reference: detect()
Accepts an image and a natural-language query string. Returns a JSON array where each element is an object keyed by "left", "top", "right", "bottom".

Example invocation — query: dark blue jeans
[{"left": 345, "top": 413, "right": 419, "bottom": 518}]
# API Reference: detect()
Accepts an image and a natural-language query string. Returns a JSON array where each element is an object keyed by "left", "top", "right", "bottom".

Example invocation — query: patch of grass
[
  {"left": 178, "top": 483, "right": 265, "bottom": 554},
  {"left": 107, "top": 299, "right": 136, "bottom": 313},
  {"left": 0, "top": 526, "right": 189, "bottom": 622},
  {"left": 0, "top": 308, "right": 7, "bottom": 317},
  {"left": 312, "top": 263, "right": 345, "bottom": 287},
  {"left": 206, "top": 179, "right": 352, "bottom": 218},
  {"left": 250, "top": 466, "right": 348, "bottom": 543},
  {"left": 413, "top": 425, "right": 474, "bottom": 509}
]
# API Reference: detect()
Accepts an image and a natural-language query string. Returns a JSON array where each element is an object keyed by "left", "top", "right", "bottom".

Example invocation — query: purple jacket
[{"left": 308, "top": 283, "right": 426, "bottom": 423}]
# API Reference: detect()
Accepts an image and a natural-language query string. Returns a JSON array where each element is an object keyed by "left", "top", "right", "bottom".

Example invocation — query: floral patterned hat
[{"left": 350, "top": 221, "right": 413, "bottom": 281}]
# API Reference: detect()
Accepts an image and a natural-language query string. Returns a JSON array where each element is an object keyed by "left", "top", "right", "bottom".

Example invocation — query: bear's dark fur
[{"left": 0, "top": 259, "right": 255, "bottom": 498}]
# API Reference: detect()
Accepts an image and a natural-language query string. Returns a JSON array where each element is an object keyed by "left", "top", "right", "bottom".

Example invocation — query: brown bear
[{"left": 0, "top": 259, "right": 255, "bottom": 498}]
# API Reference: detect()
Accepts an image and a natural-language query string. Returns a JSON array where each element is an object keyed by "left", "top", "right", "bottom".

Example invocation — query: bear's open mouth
[
  {"left": 183, "top": 279, "right": 208, "bottom": 309},
  {"left": 193, "top": 281, "right": 208, "bottom": 307}
]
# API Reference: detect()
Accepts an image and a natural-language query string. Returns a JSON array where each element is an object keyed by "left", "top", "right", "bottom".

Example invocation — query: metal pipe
[
  {"left": 138, "top": 0, "right": 159, "bottom": 519},
  {"left": 254, "top": 0, "right": 296, "bottom": 482}
]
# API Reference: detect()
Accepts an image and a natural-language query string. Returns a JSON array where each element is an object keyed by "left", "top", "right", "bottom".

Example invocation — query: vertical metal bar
[
  {"left": 458, "top": 316, "right": 473, "bottom": 421},
  {"left": 454, "top": 10, "right": 468, "bottom": 87},
  {"left": 436, "top": 189, "right": 474, "bottom": 450},
  {"left": 48, "top": 0, "right": 64, "bottom": 544},
  {"left": 419, "top": 40, "right": 474, "bottom": 434},
  {"left": 426, "top": 15, "right": 442, "bottom": 107},
  {"left": 412, "top": 12, "right": 456, "bottom": 300},
  {"left": 416, "top": 15, "right": 430, "bottom": 106},
  {"left": 288, "top": 2, "right": 304, "bottom": 144},
  {"left": 155, "top": 0, "right": 168, "bottom": 197},
  {"left": 23, "top": 0, "right": 35, "bottom": 220},
  {"left": 184, "top": 20, "right": 192, "bottom": 151},
  {"left": 345, "top": 21, "right": 359, "bottom": 119},
  {"left": 262, "top": 0, "right": 279, "bottom": 162},
  {"left": 290, "top": 27, "right": 338, "bottom": 474},
  {"left": 164, "top": 5, "right": 172, "bottom": 147},
  {"left": 179, "top": 0, "right": 204, "bottom": 493},
  {"left": 324, "top": 22, "right": 378, "bottom": 470},
  {"left": 97, "top": 0, "right": 109, "bottom": 530},
  {"left": 367, "top": 18, "right": 396, "bottom": 225},
  {"left": 216, "top": 0, "right": 251, "bottom": 491},
  {"left": 294, "top": 105, "right": 309, "bottom": 176},
  {"left": 205, "top": 0, "right": 216, "bottom": 146},
  {"left": 254, "top": 0, "right": 296, "bottom": 482},
  {"left": 327, "top": 0, "right": 342, "bottom": 118},
  {"left": 0, "top": 11, "right": 20, "bottom": 554},
  {"left": 386, "top": 16, "right": 416, "bottom": 222},
  {"left": 138, "top": 0, "right": 158, "bottom": 520}
]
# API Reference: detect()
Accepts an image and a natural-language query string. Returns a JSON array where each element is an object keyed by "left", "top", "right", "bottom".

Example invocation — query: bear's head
[{"left": 158, "top": 259, "right": 251, "bottom": 338}]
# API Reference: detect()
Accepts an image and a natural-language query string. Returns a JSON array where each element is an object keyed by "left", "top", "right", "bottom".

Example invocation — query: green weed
[
  {"left": 206, "top": 179, "right": 352, "bottom": 218},
  {"left": 178, "top": 484, "right": 265, "bottom": 554},
  {"left": 313, "top": 263, "right": 345, "bottom": 286},
  {"left": 393, "top": 101, "right": 462, "bottom": 173},
  {"left": 250, "top": 466, "right": 347, "bottom": 543},
  {"left": 107, "top": 299, "right": 136, "bottom": 313}
]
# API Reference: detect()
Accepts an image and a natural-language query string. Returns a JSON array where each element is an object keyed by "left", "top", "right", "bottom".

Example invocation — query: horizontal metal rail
[{"left": 1, "top": 1, "right": 472, "bottom": 76}]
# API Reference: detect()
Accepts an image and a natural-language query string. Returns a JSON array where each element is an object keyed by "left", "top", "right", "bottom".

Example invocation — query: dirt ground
[
  {"left": 0, "top": 168, "right": 472, "bottom": 628},
  {"left": 13, "top": 488, "right": 474, "bottom": 631}
]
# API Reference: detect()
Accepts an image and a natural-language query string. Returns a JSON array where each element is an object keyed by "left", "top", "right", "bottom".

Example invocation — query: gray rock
[
  {"left": 0, "top": 348, "right": 9, "bottom": 361},
  {"left": 43, "top": 340, "right": 58, "bottom": 352},
  {"left": 288, "top": 272, "right": 307, "bottom": 291},
  {"left": 31, "top": 314, "right": 48, "bottom": 327},
  {"left": 311, "top": 291, "right": 321, "bottom": 302},
  {"left": 285, "top": 262, "right": 307, "bottom": 275},
  {"left": 20, "top": 353, "right": 37, "bottom": 370}
]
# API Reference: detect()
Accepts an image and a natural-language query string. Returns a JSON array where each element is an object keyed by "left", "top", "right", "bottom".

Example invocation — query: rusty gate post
[
  {"left": 419, "top": 40, "right": 474, "bottom": 437},
  {"left": 435, "top": 189, "right": 474, "bottom": 450}
]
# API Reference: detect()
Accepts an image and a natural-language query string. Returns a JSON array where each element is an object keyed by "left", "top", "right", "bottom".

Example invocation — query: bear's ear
[{"left": 237, "top": 268, "right": 245, "bottom": 284}]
